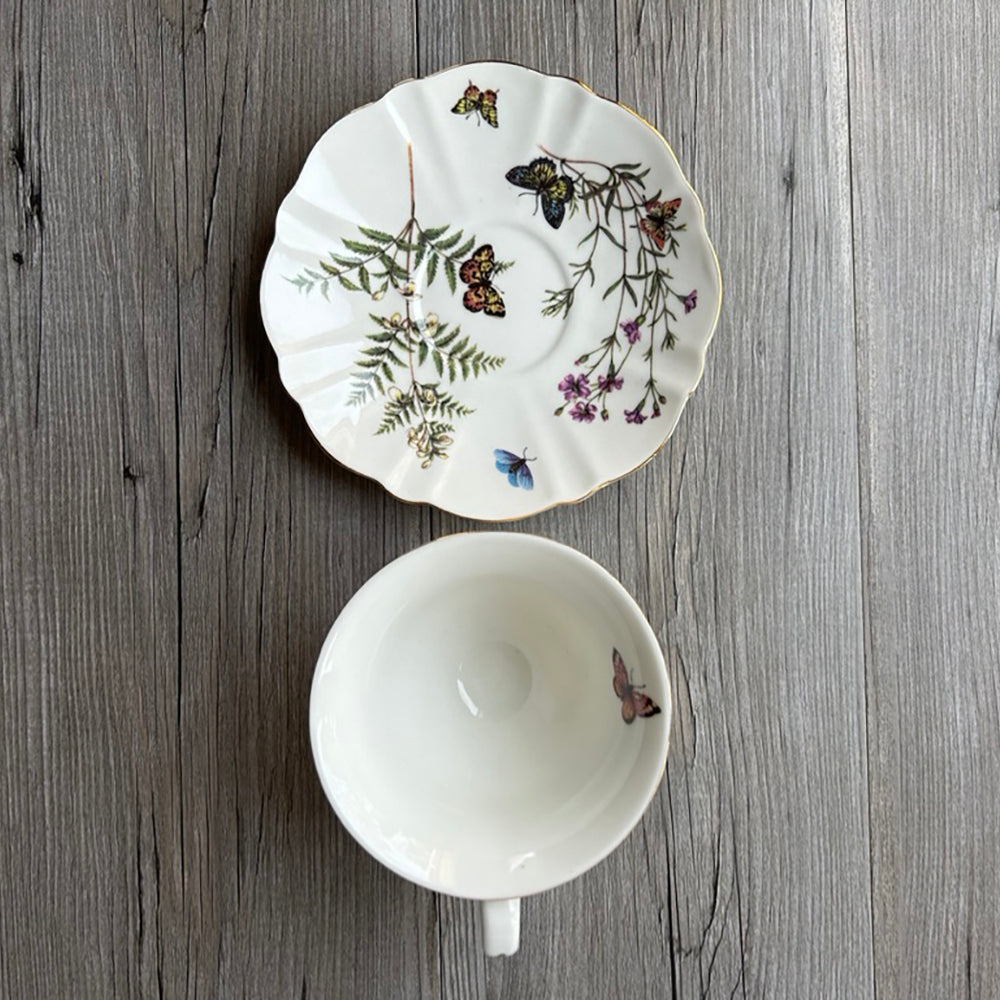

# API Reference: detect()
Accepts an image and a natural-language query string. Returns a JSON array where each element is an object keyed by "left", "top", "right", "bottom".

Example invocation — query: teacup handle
[{"left": 481, "top": 898, "right": 520, "bottom": 956}]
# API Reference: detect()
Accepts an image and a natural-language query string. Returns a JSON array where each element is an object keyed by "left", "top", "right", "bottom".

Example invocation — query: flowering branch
[{"left": 531, "top": 146, "right": 699, "bottom": 426}]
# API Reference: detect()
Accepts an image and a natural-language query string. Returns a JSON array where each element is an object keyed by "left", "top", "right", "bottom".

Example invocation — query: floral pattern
[
  {"left": 558, "top": 372, "right": 591, "bottom": 400},
  {"left": 506, "top": 146, "right": 699, "bottom": 427}
]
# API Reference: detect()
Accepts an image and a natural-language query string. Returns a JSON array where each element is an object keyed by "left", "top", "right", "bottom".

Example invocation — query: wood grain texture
[
  {"left": 847, "top": 4, "right": 1000, "bottom": 997},
  {"left": 1, "top": 0, "right": 997, "bottom": 997}
]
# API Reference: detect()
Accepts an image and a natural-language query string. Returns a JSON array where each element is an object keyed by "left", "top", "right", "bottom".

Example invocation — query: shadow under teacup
[{"left": 310, "top": 532, "right": 671, "bottom": 955}]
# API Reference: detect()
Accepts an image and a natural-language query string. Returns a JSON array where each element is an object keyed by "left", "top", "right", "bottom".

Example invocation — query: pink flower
[
  {"left": 558, "top": 372, "right": 591, "bottom": 400},
  {"left": 597, "top": 373, "right": 623, "bottom": 393},
  {"left": 624, "top": 406, "right": 646, "bottom": 425},
  {"left": 620, "top": 319, "right": 641, "bottom": 344},
  {"left": 571, "top": 401, "right": 597, "bottom": 423},
  {"left": 683, "top": 290, "right": 698, "bottom": 313}
]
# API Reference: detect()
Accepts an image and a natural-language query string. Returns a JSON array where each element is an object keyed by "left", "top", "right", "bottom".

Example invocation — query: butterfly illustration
[
  {"left": 451, "top": 83, "right": 499, "bottom": 128},
  {"left": 493, "top": 448, "right": 535, "bottom": 490},
  {"left": 612, "top": 648, "right": 661, "bottom": 724},
  {"left": 638, "top": 198, "right": 682, "bottom": 249},
  {"left": 505, "top": 157, "right": 575, "bottom": 229},
  {"left": 460, "top": 244, "right": 506, "bottom": 317}
]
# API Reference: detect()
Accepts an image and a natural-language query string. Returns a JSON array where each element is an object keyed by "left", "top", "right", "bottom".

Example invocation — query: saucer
[{"left": 261, "top": 62, "right": 721, "bottom": 519}]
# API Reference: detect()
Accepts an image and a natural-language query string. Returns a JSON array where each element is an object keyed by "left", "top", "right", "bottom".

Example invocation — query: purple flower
[
  {"left": 597, "top": 372, "right": 623, "bottom": 393},
  {"left": 683, "top": 290, "right": 698, "bottom": 313},
  {"left": 558, "top": 372, "right": 591, "bottom": 400},
  {"left": 652, "top": 403, "right": 661, "bottom": 419},
  {"left": 571, "top": 401, "right": 597, "bottom": 423},
  {"left": 620, "top": 319, "right": 641, "bottom": 344},
  {"left": 624, "top": 406, "right": 647, "bottom": 425}
]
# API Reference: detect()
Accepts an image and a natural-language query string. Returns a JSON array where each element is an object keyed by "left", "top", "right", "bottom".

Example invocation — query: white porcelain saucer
[{"left": 260, "top": 62, "right": 721, "bottom": 520}]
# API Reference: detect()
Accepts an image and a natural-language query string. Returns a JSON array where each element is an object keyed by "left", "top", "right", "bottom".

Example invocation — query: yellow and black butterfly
[
  {"left": 460, "top": 245, "right": 505, "bottom": 317},
  {"left": 451, "top": 83, "right": 499, "bottom": 128},
  {"left": 505, "top": 157, "right": 575, "bottom": 229}
]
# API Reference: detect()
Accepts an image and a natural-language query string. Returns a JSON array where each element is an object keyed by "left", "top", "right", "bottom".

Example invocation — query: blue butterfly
[{"left": 494, "top": 448, "right": 536, "bottom": 490}]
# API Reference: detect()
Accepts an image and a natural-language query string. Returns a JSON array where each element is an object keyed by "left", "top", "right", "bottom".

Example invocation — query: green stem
[
  {"left": 401, "top": 147, "right": 431, "bottom": 445},
  {"left": 605, "top": 184, "right": 632, "bottom": 371}
]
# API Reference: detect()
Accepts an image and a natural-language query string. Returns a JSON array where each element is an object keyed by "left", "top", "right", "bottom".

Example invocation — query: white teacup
[{"left": 310, "top": 533, "right": 671, "bottom": 955}]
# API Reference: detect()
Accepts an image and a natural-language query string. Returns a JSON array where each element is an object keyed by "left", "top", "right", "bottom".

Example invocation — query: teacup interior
[{"left": 311, "top": 534, "right": 669, "bottom": 899}]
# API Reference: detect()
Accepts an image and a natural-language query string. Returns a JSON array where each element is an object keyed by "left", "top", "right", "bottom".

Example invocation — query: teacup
[{"left": 309, "top": 533, "right": 671, "bottom": 955}]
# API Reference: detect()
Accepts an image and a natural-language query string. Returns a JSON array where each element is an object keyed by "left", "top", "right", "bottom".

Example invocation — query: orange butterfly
[
  {"left": 639, "top": 198, "right": 682, "bottom": 249},
  {"left": 612, "top": 648, "right": 661, "bottom": 724},
  {"left": 460, "top": 244, "right": 505, "bottom": 317}
]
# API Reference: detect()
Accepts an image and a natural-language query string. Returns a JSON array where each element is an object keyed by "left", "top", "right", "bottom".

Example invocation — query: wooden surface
[{"left": 1, "top": 1, "right": 997, "bottom": 996}]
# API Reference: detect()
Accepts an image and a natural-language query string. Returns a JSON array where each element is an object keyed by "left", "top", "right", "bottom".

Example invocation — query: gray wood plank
[
  {"left": 1, "top": 2, "right": 184, "bottom": 998},
  {"left": 847, "top": 4, "right": 1000, "bottom": 997}
]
